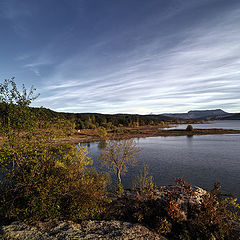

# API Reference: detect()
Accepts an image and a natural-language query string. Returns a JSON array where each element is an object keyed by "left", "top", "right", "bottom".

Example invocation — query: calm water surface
[
  {"left": 84, "top": 121, "right": 240, "bottom": 198},
  {"left": 167, "top": 120, "right": 240, "bottom": 130}
]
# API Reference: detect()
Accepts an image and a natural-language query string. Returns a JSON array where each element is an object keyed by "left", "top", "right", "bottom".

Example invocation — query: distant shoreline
[{"left": 59, "top": 126, "right": 240, "bottom": 144}]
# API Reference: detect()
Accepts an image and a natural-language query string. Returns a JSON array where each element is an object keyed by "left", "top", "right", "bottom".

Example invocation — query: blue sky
[{"left": 0, "top": 0, "right": 240, "bottom": 114}]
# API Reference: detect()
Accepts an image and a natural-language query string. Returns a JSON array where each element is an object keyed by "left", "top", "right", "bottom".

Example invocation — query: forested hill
[
  {"left": 36, "top": 108, "right": 172, "bottom": 129},
  {"left": 1, "top": 104, "right": 238, "bottom": 130},
  {"left": 0, "top": 103, "right": 172, "bottom": 129}
]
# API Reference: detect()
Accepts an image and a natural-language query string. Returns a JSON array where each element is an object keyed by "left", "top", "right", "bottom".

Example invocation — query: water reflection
[
  {"left": 84, "top": 134, "right": 240, "bottom": 199},
  {"left": 166, "top": 120, "right": 240, "bottom": 130},
  {"left": 98, "top": 140, "right": 107, "bottom": 149},
  {"left": 80, "top": 142, "right": 91, "bottom": 148},
  {"left": 186, "top": 135, "right": 193, "bottom": 147}
]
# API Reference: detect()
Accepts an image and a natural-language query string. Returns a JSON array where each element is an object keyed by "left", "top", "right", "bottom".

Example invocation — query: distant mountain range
[
  {"left": 221, "top": 113, "right": 240, "bottom": 120},
  {"left": 160, "top": 109, "right": 240, "bottom": 120}
]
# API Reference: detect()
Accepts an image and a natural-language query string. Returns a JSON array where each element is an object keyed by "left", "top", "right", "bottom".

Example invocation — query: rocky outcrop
[
  {"left": 0, "top": 186, "right": 207, "bottom": 240},
  {"left": 0, "top": 220, "right": 167, "bottom": 240}
]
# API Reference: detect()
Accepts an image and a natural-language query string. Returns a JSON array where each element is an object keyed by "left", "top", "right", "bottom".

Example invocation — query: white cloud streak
[{"left": 33, "top": 2, "right": 240, "bottom": 114}]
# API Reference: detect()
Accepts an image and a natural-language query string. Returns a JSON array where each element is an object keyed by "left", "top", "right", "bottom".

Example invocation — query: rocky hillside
[
  {"left": 162, "top": 109, "right": 230, "bottom": 119},
  {"left": 221, "top": 113, "right": 240, "bottom": 120}
]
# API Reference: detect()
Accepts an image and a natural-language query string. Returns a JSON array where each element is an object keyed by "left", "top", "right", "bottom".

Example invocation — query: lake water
[
  {"left": 84, "top": 120, "right": 240, "bottom": 198},
  {"left": 166, "top": 120, "right": 240, "bottom": 130}
]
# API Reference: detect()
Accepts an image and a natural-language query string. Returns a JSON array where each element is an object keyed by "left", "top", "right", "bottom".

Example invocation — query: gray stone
[{"left": 0, "top": 221, "right": 167, "bottom": 240}]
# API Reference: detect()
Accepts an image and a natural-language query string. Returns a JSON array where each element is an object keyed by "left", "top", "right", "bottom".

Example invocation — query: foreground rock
[{"left": 0, "top": 220, "right": 167, "bottom": 240}]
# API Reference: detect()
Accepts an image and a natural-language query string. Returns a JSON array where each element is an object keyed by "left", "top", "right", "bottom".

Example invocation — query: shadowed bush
[
  {"left": 0, "top": 79, "right": 109, "bottom": 222},
  {"left": 186, "top": 125, "right": 193, "bottom": 131},
  {"left": 107, "top": 178, "right": 240, "bottom": 239},
  {"left": 0, "top": 133, "right": 110, "bottom": 222}
]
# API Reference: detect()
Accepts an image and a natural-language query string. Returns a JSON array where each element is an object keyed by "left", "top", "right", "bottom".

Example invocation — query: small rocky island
[{"left": 60, "top": 125, "right": 240, "bottom": 144}]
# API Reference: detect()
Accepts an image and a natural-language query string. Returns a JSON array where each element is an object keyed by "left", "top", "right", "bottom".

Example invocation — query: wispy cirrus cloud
[
  {"left": 35, "top": 5, "right": 240, "bottom": 114},
  {"left": 2, "top": 0, "right": 239, "bottom": 114}
]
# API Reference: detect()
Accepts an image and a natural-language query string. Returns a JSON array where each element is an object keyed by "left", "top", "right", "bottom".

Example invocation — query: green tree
[
  {"left": 133, "top": 164, "right": 156, "bottom": 200},
  {"left": 0, "top": 79, "right": 109, "bottom": 222},
  {"left": 84, "top": 119, "right": 90, "bottom": 129},
  {"left": 97, "top": 126, "right": 107, "bottom": 138},
  {"left": 0, "top": 77, "right": 39, "bottom": 135}
]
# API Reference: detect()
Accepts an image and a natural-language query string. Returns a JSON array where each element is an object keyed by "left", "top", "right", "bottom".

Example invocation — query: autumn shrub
[
  {"left": 0, "top": 79, "right": 110, "bottom": 222},
  {"left": 108, "top": 177, "right": 240, "bottom": 239},
  {"left": 132, "top": 164, "right": 157, "bottom": 201},
  {"left": 97, "top": 126, "right": 107, "bottom": 138},
  {"left": 57, "top": 167, "right": 110, "bottom": 221},
  {"left": 188, "top": 183, "right": 240, "bottom": 239},
  {"left": 157, "top": 179, "right": 240, "bottom": 239},
  {"left": 0, "top": 126, "right": 109, "bottom": 222}
]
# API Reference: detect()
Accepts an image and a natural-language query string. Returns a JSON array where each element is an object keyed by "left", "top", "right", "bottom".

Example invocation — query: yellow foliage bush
[{"left": 0, "top": 125, "right": 109, "bottom": 222}]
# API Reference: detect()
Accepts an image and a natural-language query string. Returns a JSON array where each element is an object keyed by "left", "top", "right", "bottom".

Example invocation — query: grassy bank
[{"left": 58, "top": 126, "right": 240, "bottom": 144}]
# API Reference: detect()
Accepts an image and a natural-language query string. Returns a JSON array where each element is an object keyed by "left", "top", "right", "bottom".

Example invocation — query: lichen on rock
[{"left": 0, "top": 220, "right": 167, "bottom": 240}]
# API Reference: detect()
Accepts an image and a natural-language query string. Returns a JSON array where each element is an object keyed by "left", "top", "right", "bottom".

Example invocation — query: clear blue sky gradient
[{"left": 1, "top": 0, "right": 240, "bottom": 114}]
